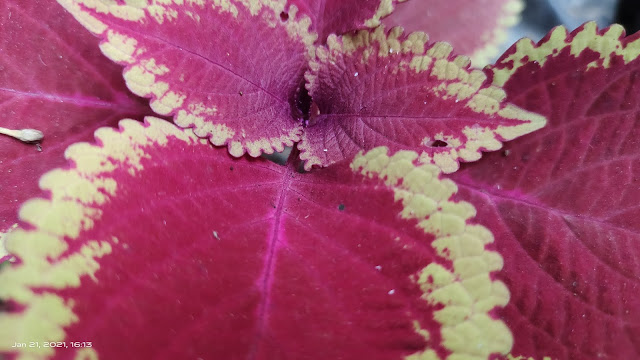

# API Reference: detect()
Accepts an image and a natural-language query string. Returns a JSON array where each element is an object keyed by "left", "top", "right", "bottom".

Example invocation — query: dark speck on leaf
[
  {"left": 230, "top": 166, "right": 234, "bottom": 171},
  {"left": 279, "top": 11, "right": 288, "bottom": 21},
  {"left": 338, "top": 204, "right": 345, "bottom": 211}
]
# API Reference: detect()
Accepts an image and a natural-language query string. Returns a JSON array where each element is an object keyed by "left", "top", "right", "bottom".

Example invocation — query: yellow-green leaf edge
[
  {"left": 490, "top": 21, "right": 640, "bottom": 87},
  {"left": 469, "top": 0, "right": 524, "bottom": 67}
]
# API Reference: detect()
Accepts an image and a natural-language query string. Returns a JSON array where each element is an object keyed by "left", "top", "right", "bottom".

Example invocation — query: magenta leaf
[
  {"left": 1, "top": 118, "right": 511, "bottom": 359},
  {"left": 57, "top": 0, "right": 317, "bottom": 158},
  {"left": 382, "top": 0, "right": 523, "bottom": 66},
  {"left": 0, "top": 0, "right": 150, "bottom": 239},
  {"left": 300, "top": 26, "right": 545, "bottom": 172},
  {"left": 451, "top": 23, "right": 640, "bottom": 359},
  {"left": 289, "top": 0, "right": 400, "bottom": 42},
  {"left": 57, "top": 1, "right": 543, "bottom": 170}
]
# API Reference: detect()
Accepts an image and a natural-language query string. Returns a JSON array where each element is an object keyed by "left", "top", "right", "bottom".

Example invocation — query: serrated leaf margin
[
  {"left": 490, "top": 21, "right": 640, "bottom": 87},
  {"left": 301, "top": 26, "right": 546, "bottom": 173}
]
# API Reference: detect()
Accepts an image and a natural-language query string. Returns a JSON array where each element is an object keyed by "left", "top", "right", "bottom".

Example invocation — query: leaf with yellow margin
[
  {"left": 0, "top": 0, "right": 150, "bottom": 238},
  {"left": 381, "top": 0, "right": 524, "bottom": 66},
  {"left": 451, "top": 23, "right": 640, "bottom": 359},
  {"left": 57, "top": 0, "right": 317, "bottom": 158},
  {"left": 300, "top": 26, "right": 545, "bottom": 172},
  {"left": 288, "top": 0, "right": 403, "bottom": 42},
  {"left": 0, "top": 117, "right": 511, "bottom": 359}
]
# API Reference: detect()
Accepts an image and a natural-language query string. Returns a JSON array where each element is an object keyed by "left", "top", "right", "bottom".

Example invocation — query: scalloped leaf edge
[
  {"left": 56, "top": 0, "right": 316, "bottom": 159},
  {"left": 490, "top": 21, "right": 640, "bottom": 87},
  {"left": 301, "top": 25, "right": 546, "bottom": 172}
]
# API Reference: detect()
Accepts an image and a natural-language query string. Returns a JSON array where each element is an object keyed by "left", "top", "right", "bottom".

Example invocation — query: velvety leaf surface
[
  {"left": 288, "top": 0, "right": 399, "bottom": 42},
  {"left": 301, "top": 26, "right": 546, "bottom": 172},
  {"left": 57, "top": 0, "right": 317, "bottom": 158},
  {"left": 0, "top": 118, "right": 511, "bottom": 359},
  {"left": 451, "top": 23, "right": 640, "bottom": 359},
  {"left": 381, "top": 0, "right": 524, "bottom": 66},
  {"left": 0, "top": 0, "right": 149, "bottom": 239}
]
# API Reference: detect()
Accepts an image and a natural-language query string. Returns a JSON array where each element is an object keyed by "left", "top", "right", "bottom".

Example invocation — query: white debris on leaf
[{"left": 0, "top": 126, "right": 44, "bottom": 143}]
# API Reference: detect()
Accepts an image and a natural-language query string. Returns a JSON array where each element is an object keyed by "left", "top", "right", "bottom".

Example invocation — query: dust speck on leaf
[
  {"left": 338, "top": 204, "right": 345, "bottom": 211},
  {"left": 213, "top": 231, "right": 220, "bottom": 241}
]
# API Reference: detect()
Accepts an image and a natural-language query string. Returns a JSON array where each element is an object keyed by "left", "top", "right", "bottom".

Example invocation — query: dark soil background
[{"left": 617, "top": 0, "right": 640, "bottom": 33}]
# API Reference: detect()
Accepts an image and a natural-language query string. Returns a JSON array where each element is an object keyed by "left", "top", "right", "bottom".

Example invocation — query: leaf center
[{"left": 294, "top": 82, "right": 315, "bottom": 127}]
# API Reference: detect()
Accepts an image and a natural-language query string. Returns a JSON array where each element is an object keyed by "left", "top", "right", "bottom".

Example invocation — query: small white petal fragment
[
  {"left": 19, "top": 129, "right": 44, "bottom": 142},
  {"left": 0, "top": 127, "right": 44, "bottom": 143}
]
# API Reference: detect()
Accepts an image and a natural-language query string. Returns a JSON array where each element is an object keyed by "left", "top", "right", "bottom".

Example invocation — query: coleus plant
[{"left": 0, "top": 0, "right": 638, "bottom": 359}]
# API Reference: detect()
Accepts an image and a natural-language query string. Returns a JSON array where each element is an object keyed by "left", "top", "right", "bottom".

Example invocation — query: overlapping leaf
[
  {"left": 57, "top": 1, "right": 542, "bottom": 171},
  {"left": 290, "top": 0, "right": 523, "bottom": 66},
  {"left": 57, "top": 0, "right": 317, "bottom": 158},
  {"left": 451, "top": 23, "right": 640, "bottom": 359},
  {"left": 0, "top": 1, "right": 150, "bottom": 243},
  {"left": 301, "top": 26, "right": 545, "bottom": 172},
  {"left": 1, "top": 118, "right": 511, "bottom": 359},
  {"left": 382, "top": 0, "right": 524, "bottom": 66},
  {"left": 288, "top": 0, "right": 398, "bottom": 42}
]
